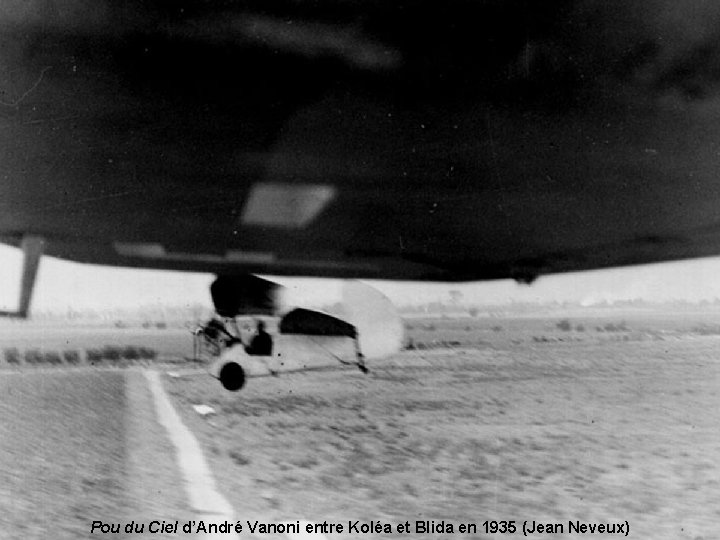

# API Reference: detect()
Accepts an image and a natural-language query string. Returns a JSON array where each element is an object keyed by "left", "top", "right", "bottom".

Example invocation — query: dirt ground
[
  {"left": 0, "top": 369, "right": 189, "bottom": 540},
  {"left": 167, "top": 336, "right": 720, "bottom": 539},
  {"left": 1, "top": 315, "right": 718, "bottom": 539}
]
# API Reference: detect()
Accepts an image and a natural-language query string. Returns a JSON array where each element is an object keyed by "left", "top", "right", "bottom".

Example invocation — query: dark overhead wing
[{"left": 3, "top": 1, "right": 720, "bottom": 282}]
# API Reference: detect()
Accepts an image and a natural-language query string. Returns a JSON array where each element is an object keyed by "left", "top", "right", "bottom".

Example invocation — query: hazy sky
[{"left": 1, "top": 243, "right": 720, "bottom": 312}]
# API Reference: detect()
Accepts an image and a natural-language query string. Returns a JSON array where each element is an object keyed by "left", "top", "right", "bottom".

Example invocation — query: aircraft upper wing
[{"left": 3, "top": 1, "right": 720, "bottom": 283}]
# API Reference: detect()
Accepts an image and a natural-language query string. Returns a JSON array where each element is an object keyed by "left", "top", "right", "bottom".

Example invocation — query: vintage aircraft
[
  {"left": 193, "top": 279, "right": 404, "bottom": 391},
  {"left": 195, "top": 310, "right": 364, "bottom": 392},
  {"left": 3, "top": 2, "right": 720, "bottom": 373}
]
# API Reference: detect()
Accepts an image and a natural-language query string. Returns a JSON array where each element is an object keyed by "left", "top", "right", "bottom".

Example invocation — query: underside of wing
[{"left": 3, "top": 1, "right": 720, "bottom": 282}]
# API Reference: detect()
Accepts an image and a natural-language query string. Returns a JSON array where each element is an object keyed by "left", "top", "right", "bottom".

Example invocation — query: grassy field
[
  {"left": 0, "top": 371, "right": 128, "bottom": 539},
  {"left": 163, "top": 312, "right": 720, "bottom": 539},
  {"left": 0, "top": 323, "right": 194, "bottom": 367},
  {"left": 0, "top": 370, "right": 194, "bottom": 540},
  {"left": 2, "top": 310, "right": 720, "bottom": 368},
  {"left": 403, "top": 310, "right": 720, "bottom": 351},
  {"left": 1, "top": 312, "right": 718, "bottom": 538}
]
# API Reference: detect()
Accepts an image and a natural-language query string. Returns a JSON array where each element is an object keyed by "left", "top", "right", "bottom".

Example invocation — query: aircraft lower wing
[{"left": 3, "top": 1, "right": 720, "bottom": 288}]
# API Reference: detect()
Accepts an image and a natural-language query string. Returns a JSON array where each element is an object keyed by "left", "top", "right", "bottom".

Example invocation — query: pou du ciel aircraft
[{"left": 2, "top": 1, "right": 720, "bottom": 390}]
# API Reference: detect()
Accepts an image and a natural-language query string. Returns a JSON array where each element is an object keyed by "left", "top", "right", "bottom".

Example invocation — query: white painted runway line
[
  {"left": 145, "top": 370, "right": 239, "bottom": 540},
  {"left": 146, "top": 370, "right": 329, "bottom": 540}
]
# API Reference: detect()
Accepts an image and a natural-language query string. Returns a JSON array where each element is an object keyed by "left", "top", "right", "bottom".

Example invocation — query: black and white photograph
[{"left": 0, "top": 1, "right": 718, "bottom": 538}]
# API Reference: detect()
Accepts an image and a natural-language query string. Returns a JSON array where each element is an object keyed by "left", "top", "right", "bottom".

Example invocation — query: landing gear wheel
[{"left": 219, "top": 362, "right": 246, "bottom": 392}]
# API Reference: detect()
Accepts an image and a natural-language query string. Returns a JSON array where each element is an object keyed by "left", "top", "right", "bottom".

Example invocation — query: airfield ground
[
  {"left": 0, "top": 369, "right": 189, "bottom": 540},
  {"left": 166, "top": 336, "right": 720, "bottom": 539},
  {"left": 0, "top": 313, "right": 718, "bottom": 539}
]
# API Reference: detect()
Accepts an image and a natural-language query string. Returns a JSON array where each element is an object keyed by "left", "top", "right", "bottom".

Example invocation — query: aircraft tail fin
[{"left": 341, "top": 281, "right": 403, "bottom": 360}]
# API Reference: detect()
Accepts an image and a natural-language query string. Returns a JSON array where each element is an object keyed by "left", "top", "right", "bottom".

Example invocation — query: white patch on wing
[{"left": 242, "top": 183, "right": 335, "bottom": 228}]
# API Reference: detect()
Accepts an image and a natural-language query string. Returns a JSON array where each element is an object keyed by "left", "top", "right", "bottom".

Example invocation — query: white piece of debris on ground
[{"left": 192, "top": 404, "right": 216, "bottom": 416}]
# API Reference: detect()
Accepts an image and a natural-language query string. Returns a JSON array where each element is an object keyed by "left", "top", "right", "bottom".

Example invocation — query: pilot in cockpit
[{"left": 245, "top": 320, "right": 273, "bottom": 356}]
